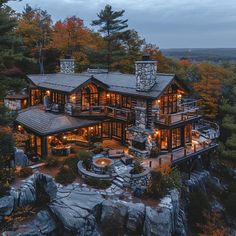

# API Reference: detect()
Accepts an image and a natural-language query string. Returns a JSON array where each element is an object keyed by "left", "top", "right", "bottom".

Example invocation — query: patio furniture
[
  {"left": 51, "top": 145, "right": 71, "bottom": 156},
  {"left": 108, "top": 149, "right": 124, "bottom": 158}
]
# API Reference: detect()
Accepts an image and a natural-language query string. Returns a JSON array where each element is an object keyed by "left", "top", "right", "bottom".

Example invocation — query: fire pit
[{"left": 92, "top": 157, "right": 114, "bottom": 174}]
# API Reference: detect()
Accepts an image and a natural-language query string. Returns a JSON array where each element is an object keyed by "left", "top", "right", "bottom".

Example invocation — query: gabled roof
[
  {"left": 27, "top": 72, "right": 178, "bottom": 99},
  {"left": 16, "top": 106, "right": 99, "bottom": 135}
]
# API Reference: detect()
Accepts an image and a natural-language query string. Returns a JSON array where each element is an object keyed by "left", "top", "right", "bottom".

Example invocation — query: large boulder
[
  {"left": 143, "top": 206, "right": 160, "bottom": 236},
  {"left": 100, "top": 200, "right": 128, "bottom": 236},
  {"left": 126, "top": 202, "right": 145, "bottom": 234},
  {"left": 49, "top": 185, "right": 103, "bottom": 235},
  {"left": 10, "top": 173, "right": 57, "bottom": 207},
  {"left": 0, "top": 195, "right": 14, "bottom": 217},
  {"left": 143, "top": 190, "right": 182, "bottom": 236},
  {"left": 34, "top": 210, "right": 57, "bottom": 235}
]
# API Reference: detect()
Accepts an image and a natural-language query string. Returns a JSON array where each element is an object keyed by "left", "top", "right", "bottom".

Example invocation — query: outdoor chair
[{"left": 108, "top": 149, "right": 124, "bottom": 158}]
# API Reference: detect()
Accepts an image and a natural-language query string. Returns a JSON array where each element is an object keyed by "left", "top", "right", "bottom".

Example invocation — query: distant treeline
[{"left": 161, "top": 48, "right": 236, "bottom": 63}]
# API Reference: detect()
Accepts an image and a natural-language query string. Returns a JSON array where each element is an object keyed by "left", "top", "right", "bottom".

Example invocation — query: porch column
[
  {"left": 41, "top": 136, "right": 48, "bottom": 158},
  {"left": 121, "top": 123, "right": 126, "bottom": 145},
  {"left": 168, "top": 129, "right": 172, "bottom": 152}
]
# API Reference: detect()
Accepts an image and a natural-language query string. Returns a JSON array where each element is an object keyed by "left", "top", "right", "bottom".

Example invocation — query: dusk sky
[{"left": 9, "top": 0, "right": 236, "bottom": 49}]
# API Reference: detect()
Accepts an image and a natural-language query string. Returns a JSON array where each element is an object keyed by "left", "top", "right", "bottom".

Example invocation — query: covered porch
[{"left": 15, "top": 106, "right": 129, "bottom": 159}]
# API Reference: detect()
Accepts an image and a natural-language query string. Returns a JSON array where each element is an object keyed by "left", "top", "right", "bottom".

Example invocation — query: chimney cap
[
  {"left": 142, "top": 53, "right": 151, "bottom": 61},
  {"left": 64, "top": 54, "right": 72, "bottom": 59}
]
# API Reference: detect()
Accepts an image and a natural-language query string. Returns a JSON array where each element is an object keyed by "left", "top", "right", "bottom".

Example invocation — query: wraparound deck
[{"left": 143, "top": 141, "right": 218, "bottom": 169}]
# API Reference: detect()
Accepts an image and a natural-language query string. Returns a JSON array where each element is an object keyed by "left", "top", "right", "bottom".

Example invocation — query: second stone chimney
[
  {"left": 135, "top": 54, "right": 157, "bottom": 92},
  {"left": 60, "top": 55, "right": 75, "bottom": 74}
]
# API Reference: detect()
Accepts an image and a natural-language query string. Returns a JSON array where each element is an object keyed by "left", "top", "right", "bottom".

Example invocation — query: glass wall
[{"left": 172, "top": 128, "right": 182, "bottom": 149}]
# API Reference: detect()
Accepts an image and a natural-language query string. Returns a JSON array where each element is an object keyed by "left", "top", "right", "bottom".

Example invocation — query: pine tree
[
  {"left": 0, "top": 0, "right": 23, "bottom": 72},
  {"left": 92, "top": 4, "right": 128, "bottom": 70}
]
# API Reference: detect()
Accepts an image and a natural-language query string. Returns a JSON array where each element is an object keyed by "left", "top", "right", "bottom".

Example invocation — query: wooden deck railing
[
  {"left": 144, "top": 141, "right": 218, "bottom": 169},
  {"left": 65, "top": 104, "right": 134, "bottom": 121},
  {"left": 153, "top": 99, "right": 200, "bottom": 125}
]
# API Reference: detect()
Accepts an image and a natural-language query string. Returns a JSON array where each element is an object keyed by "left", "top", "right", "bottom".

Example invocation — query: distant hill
[{"left": 161, "top": 48, "right": 236, "bottom": 63}]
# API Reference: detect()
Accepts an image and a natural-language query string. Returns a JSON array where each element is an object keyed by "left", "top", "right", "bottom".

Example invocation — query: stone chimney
[
  {"left": 135, "top": 54, "right": 157, "bottom": 92},
  {"left": 60, "top": 55, "right": 75, "bottom": 74}
]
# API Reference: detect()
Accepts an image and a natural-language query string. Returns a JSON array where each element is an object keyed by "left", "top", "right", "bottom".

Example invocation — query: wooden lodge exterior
[{"left": 15, "top": 56, "right": 219, "bottom": 165}]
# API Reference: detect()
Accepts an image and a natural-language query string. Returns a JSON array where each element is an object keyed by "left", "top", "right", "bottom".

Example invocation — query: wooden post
[
  {"left": 159, "top": 158, "right": 162, "bottom": 167},
  {"left": 184, "top": 148, "right": 187, "bottom": 157},
  {"left": 149, "top": 161, "right": 152, "bottom": 168}
]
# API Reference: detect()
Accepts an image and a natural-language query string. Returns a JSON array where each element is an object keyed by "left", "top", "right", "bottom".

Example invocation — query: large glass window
[
  {"left": 112, "top": 122, "right": 122, "bottom": 139},
  {"left": 172, "top": 128, "right": 181, "bottom": 149},
  {"left": 160, "top": 129, "right": 168, "bottom": 150},
  {"left": 108, "top": 93, "right": 131, "bottom": 109},
  {"left": 160, "top": 84, "right": 178, "bottom": 114},
  {"left": 185, "top": 125, "right": 192, "bottom": 143},
  {"left": 36, "top": 136, "right": 42, "bottom": 156},
  {"left": 81, "top": 84, "right": 99, "bottom": 109}
]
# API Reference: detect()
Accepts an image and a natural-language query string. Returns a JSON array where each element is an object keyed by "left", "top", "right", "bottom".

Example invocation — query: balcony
[
  {"left": 143, "top": 119, "right": 219, "bottom": 168},
  {"left": 65, "top": 103, "right": 134, "bottom": 122},
  {"left": 143, "top": 140, "right": 218, "bottom": 169},
  {"left": 153, "top": 99, "right": 200, "bottom": 126}
]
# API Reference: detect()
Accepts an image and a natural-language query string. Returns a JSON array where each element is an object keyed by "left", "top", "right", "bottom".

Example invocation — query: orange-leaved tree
[
  {"left": 51, "top": 16, "right": 104, "bottom": 70},
  {"left": 193, "top": 63, "right": 226, "bottom": 119}
]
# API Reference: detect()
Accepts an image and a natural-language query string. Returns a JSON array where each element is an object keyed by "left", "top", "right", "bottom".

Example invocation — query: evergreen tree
[
  {"left": 219, "top": 70, "right": 236, "bottom": 161},
  {"left": 0, "top": 0, "right": 24, "bottom": 72},
  {"left": 92, "top": 4, "right": 128, "bottom": 70},
  {"left": 17, "top": 4, "right": 52, "bottom": 74}
]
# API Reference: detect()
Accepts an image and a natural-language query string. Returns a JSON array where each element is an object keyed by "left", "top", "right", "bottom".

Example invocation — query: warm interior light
[
  {"left": 48, "top": 136, "right": 52, "bottom": 139},
  {"left": 90, "top": 127, "right": 94, "bottom": 130},
  {"left": 46, "top": 90, "right": 50, "bottom": 95},
  {"left": 18, "top": 125, "right": 21, "bottom": 129},
  {"left": 63, "top": 136, "right": 67, "bottom": 139},
  {"left": 178, "top": 94, "right": 182, "bottom": 99},
  {"left": 101, "top": 161, "right": 105, "bottom": 165},
  {"left": 106, "top": 93, "right": 110, "bottom": 98},
  {"left": 155, "top": 130, "right": 159, "bottom": 135},
  {"left": 157, "top": 99, "right": 161, "bottom": 104},
  {"left": 71, "top": 95, "right": 76, "bottom": 100}
]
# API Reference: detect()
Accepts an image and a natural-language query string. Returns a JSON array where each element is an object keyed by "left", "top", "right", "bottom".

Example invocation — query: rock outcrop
[
  {"left": 1, "top": 173, "right": 187, "bottom": 236},
  {"left": 49, "top": 184, "right": 104, "bottom": 235}
]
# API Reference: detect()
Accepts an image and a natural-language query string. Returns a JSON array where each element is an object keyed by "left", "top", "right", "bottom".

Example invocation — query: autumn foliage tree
[
  {"left": 17, "top": 4, "right": 52, "bottom": 74},
  {"left": 52, "top": 16, "right": 105, "bottom": 71},
  {"left": 192, "top": 64, "right": 225, "bottom": 119}
]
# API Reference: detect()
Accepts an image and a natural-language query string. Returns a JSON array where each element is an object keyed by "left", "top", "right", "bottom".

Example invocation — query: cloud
[{"left": 8, "top": 0, "right": 236, "bottom": 48}]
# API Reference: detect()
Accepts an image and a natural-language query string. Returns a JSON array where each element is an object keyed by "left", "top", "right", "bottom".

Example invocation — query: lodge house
[{"left": 15, "top": 55, "right": 219, "bottom": 165}]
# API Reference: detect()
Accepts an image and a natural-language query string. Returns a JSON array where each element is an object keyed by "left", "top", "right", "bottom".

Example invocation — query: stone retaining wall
[
  {"left": 130, "top": 168, "right": 151, "bottom": 189},
  {"left": 77, "top": 161, "right": 117, "bottom": 180}
]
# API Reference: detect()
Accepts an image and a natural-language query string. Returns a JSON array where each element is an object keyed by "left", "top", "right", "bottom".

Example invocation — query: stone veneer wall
[
  {"left": 60, "top": 58, "right": 75, "bottom": 74},
  {"left": 130, "top": 168, "right": 151, "bottom": 189}
]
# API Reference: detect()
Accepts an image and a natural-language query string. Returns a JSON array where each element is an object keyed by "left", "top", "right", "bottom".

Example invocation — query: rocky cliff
[{"left": 0, "top": 173, "right": 187, "bottom": 236}]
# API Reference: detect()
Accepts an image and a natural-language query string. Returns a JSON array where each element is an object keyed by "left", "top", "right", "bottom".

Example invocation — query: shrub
[
  {"left": 76, "top": 150, "right": 92, "bottom": 170},
  {"left": 63, "top": 156, "right": 80, "bottom": 174},
  {"left": 85, "top": 178, "right": 111, "bottom": 189},
  {"left": 92, "top": 142, "right": 103, "bottom": 154},
  {"left": 55, "top": 165, "right": 76, "bottom": 185},
  {"left": 18, "top": 167, "right": 33, "bottom": 177},
  {"left": 45, "top": 155, "right": 61, "bottom": 167},
  {"left": 130, "top": 161, "right": 143, "bottom": 175},
  {"left": 145, "top": 168, "right": 181, "bottom": 199},
  {"left": 150, "top": 146, "right": 160, "bottom": 158}
]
